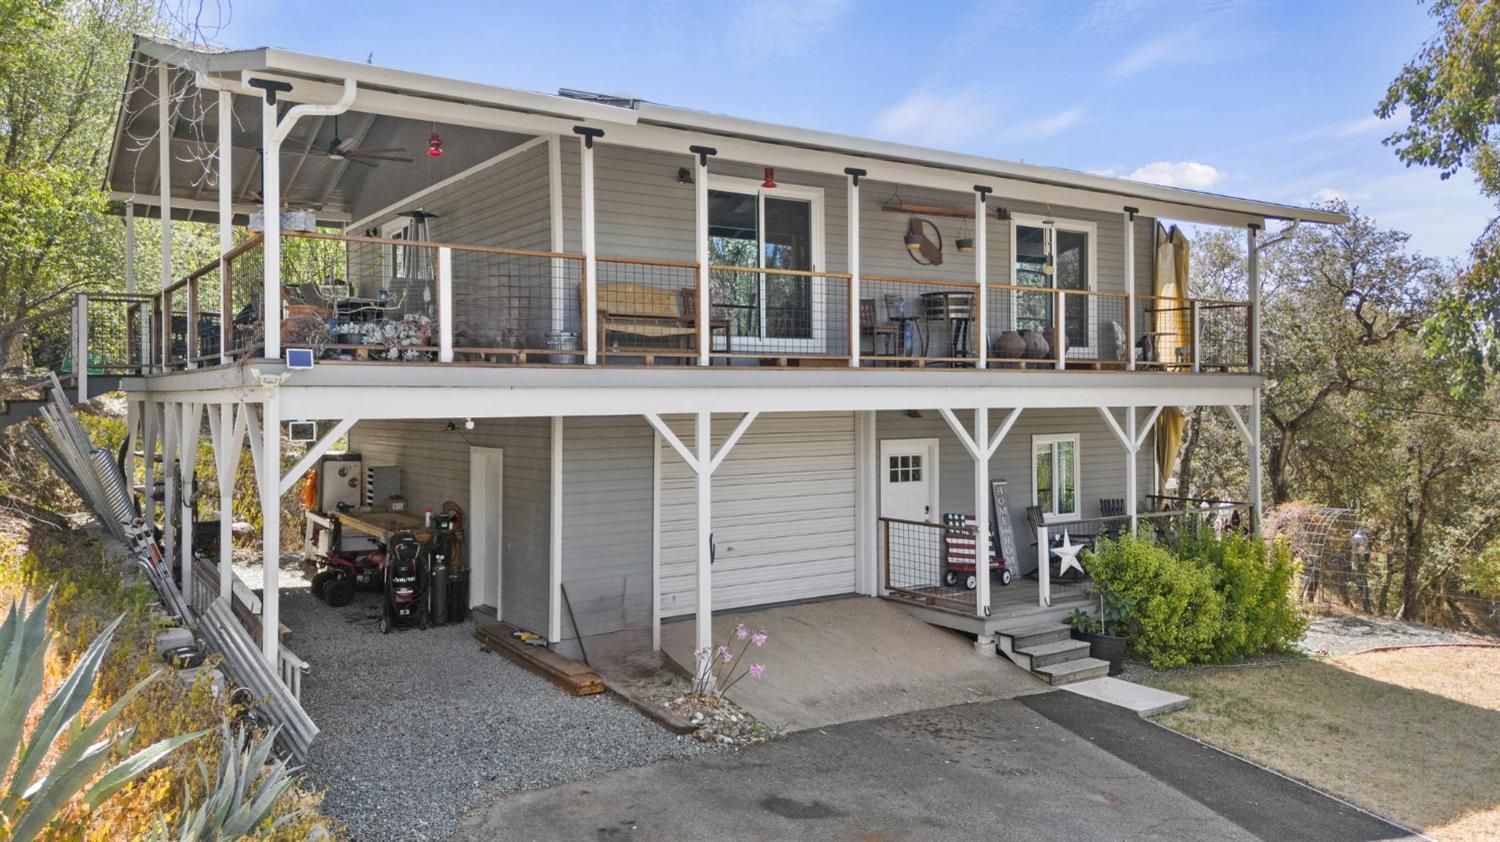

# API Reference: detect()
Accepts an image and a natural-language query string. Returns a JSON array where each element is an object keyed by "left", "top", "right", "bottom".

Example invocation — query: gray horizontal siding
[{"left": 875, "top": 407, "right": 1154, "bottom": 575}]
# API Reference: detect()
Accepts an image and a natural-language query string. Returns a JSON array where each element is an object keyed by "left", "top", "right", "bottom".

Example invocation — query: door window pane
[
  {"left": 1056, "top": 440, "right": 1077, "bottom": 515},
  {"left": 764, "top": 197, "right": 812, "bottom": 339},
  {"left": 1056, "top": 230, "right": 1089, "bottom": 348},
  {"left": 709, "top": 190, "right": 759, "bottom": 337},
  {"left": 1035, "top": 442, "right": 1054, "bottom": 513},
  {"left": 1015, "top": 224, "right": 1050, "bottom": 332}
]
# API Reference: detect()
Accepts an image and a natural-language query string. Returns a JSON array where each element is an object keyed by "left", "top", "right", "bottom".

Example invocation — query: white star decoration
[{"left": 1052, "top": 531, "right": 1086, "bottom": 578}]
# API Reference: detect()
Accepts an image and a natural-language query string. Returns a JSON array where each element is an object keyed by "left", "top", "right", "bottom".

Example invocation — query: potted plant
[{"left": 1066, "top": 607, "right": 1128, "bottom": 676}]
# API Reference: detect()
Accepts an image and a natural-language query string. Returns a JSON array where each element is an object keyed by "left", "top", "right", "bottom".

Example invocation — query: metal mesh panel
[
  {"left": 163, "top": 284, "right": 189, "bottom": 368},
  {"left": 986, "top": 285, "right": 1060, "bottom": 368},
  {"left": 1059, "top": 290, "right": 1130, "bottom": 369},
  {"left": 710, "top": 266, "right": 850, "bottom": 363},
  {"left": 189, "top": 269, "right": 223, "bottom": 364},
  {"left": 594, "top": 257, "right": 702, "bottom": 363},
  {"left": 1197, "top": 301, "right": 1251, "bottom": 372},
  {"left": 284, "top": 235, "right": 438, "bottom": 362},
  {"left": 1135, "top": 294, "right": 1193, "bottom": 371},
  {"left": 881, "top": 517, "right": 976, "bottom": 613},
  {"left": 85, "top": 295, "right": 153, "bottom": 374},
  {"left": 454, "top": 247, "right": 583, "bottom": 364},
  {"left": 224, "top": 238, "right": 265, "bottom": 357},
  {"left": 859, "top": 276, "right": 977, "bottom": 366}
]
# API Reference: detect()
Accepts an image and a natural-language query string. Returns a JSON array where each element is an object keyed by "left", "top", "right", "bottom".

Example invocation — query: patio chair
[
  {"left": 679, "top": 288, "right": 732, "bottom": 355},
  {"left": 859, "top": 299, "right": 899, "bottom": 357},
  {"left": 1099, "top": 497, "right": 1127, "bottom": 538}
]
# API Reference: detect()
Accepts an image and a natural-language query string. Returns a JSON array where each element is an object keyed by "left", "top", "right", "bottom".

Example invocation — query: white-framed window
[
  {"left": 1032, "top": 433, "right": 1080, "bottom": 521},
  {"left": 1009, "top": 214, "right": 1098, "bottom": 357},
  {"left": 707, "top": 175, "right": 825, "bottom": 351}
]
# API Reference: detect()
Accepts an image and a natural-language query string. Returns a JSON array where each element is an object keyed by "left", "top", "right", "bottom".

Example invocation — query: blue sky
[{"left": 219, "top": 0, "right": 1489, "bottom": 259}]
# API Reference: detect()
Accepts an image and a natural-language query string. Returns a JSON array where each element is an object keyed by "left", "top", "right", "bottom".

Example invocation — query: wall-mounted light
[
  {"left": 677, "top": 166, "right": 694, "bottom": 185},
  {"left": 905, "top": 409, "right": 923, "bottom": 419},
  {"left": 995, "top": 207, "right": 1011, "bottom": 221}
]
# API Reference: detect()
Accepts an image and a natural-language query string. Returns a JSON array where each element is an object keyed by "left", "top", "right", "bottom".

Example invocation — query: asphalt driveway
[{"left": 449, "top": 693, "right": 1414, "bottom": 842}]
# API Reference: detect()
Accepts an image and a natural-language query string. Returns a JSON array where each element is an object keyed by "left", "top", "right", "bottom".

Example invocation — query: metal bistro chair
[
  {"left": 884, "top": 294, "right": 925, "bottom": 360},
  {"left": 859, "top": 299, "right": 899, "bottom": 357}
]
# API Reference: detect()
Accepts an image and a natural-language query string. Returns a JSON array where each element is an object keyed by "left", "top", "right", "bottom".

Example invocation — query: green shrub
[
  {"left": 1085, "top": 529, "right": 1307, "bottom": 670},
  {"left": 1084, "top": 536, "right": 1223, "bottom": 669}
]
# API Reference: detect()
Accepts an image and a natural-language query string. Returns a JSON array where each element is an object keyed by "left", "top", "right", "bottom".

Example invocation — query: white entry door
[
  {"left": 880, "top": 438, "right": 939, "bottom": 523},
  {"left": 468, "top": 447, "right": 504, "bottom": 612}
]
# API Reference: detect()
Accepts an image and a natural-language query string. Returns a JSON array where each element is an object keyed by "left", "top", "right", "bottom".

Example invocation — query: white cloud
[
  {"left": 730, "top": 0, "right": 852, "bottom": 61},
  {"left": 1007, "top": 108, "right": 1085, "bottom": 140},
  {"left": 1307, "top": 187, "right": 1348, "bottom": 205},
  {"left": 872, "top": 89, "right": 999, "bottom": 148},
  {"left": 1126, "top": 161, "right": 1226, "bottom": 190},
  {"left": 1107, "top": 5, "right": 1258, "bottom": 80}
]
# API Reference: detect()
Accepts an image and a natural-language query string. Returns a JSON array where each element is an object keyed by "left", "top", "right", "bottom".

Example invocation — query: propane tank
[{"left": 430, "top": 555, "right": 448, "bottom": 626}]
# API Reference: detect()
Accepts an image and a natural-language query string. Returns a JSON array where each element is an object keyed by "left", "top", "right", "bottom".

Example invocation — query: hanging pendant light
[
  {"left": 904, "top": 217, "right": 923, "bottom": 252},
  {"left": 956, "top": 214, "right": 974, "bottom": 254},
  {"left": 1042, "top": 215, "right": 1055, "bottom": 276},
  {"left": 761, "top": 167, "right": 777, "bottom": 188},
  {"left": 427, "top": 131, "right": 444, "bottom": 158}
]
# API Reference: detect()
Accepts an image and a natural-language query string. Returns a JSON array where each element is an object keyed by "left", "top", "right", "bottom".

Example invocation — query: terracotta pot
[{"left": 996, "top": 330, "right": 1027, "bottom": 359}]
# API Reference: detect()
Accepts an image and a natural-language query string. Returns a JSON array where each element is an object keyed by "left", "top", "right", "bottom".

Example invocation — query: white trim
[
  {"left": 346, "top": 135, "right": 549, "bottom": 233},
  {"left": 1032, "top": 432, "right": 1081, "bottom": 522},
  {"left": 706, "top": 174, "right": 827, "bottom": 353},
  {"left": 1008, "top": 214, "right": 1099, "bottom": 357},
  {"left": 879, "top": 437, "right": 940, "bottom": 523}
]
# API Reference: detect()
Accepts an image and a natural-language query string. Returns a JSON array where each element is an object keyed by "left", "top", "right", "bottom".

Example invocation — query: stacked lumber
[{"left": 474, "top": 622, "right": 604, "bottom": 696}]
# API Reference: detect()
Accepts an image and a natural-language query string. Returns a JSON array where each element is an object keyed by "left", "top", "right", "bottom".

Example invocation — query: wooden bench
[{"left": 585, "top": 283, "right": 719, "bottom": 363}]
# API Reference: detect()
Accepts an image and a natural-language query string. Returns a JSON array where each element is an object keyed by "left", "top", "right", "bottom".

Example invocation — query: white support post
[
  {"left": 847, "top": 170, "right": 862, "bottom": 367},
  {"left": 1125, "top": 210, "right": 1137, "bottom": 371},
  {"left": 693, "top": 149, "right": 711, "bottom": 366},
  {"left": 212, "top": 403, "right": 241, "bottom": 601},
  {"left": 549, "top": 416, "right": 563, "bottom": 643},
  {"left": 1248, "top": 225, "right": 1261, "bottom": 375},
  {"left": 218, "top": 89, "right": 233, "bottom": 361},
  {"left": 141, "top": 402, "right": 159, "bottom": 528},
  {"left": 1190, "top": 300, "right": 1201, "bottom": 373},
  {"left": 1249, "top": 391, "right": 1263, "bottom": 530},
  {"left": 157, "top": 62, "right": 173, "bottom": 312},
  {"left": 123, "top": 399, "right": 139, "bottom": 512},
  {"left": 162, "top": 401, "right": 177, "bottom": 568},
  {"left": 1054, "top": 287, "right": 1066, "bottom": 370},
  {"left": 261, "top": 90, "right": 281, "bottom": 360},
  {"left": 74, "top": 293, "right": 88, "bottom": 404},
  {"left": 124, "top": 203, "right": 136, "bottom": 295},
  {"left": 693, "top": 411, "right": 712, "bottom": 674},
  {"left": 975, "top": 187, "right": 990, "bottom": 369},
  {"left": 580, "top": 134, "right": 599, "bottom": 365},
  {"left": 179, "top": 403, "right": 201, "bottom": 598},
  {"left": 437, "top": 247, "right": 454, "bottom": 362},
  {"left": 185, "top": 276, "right": 198, "bottom": 369},
  {"left": 651, "top": 430, "right": 662, "bottom": 652},
  {"left": 973, "top": 408, "right": 991, "bottom": 626},
  {"left": 548, "top": 134, "right": 566, "bottom": 337},
  {"left": 1124, "top": 406, "right": 1138, "bottom": 534},
  {"left": 259, "top": 392, "right": 280, "bottom": 667},
  {"left": 1037, "top": 524, "right": 1050, "bottom": 607},
  {"left": 855, "top": 410, "right": 877, "bottom": 595}
]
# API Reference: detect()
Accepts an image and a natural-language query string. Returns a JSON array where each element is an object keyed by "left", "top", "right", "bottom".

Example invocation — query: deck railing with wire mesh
[
  {"left": 83, "top": 294, "right": 154, "bottom": 375},
  {"left": 858, "top": 275, "right": 978, "bottom": 366},
  {"left": 881, "top": 516, "right": 981, "bottom": 613},
  {"left": 710, "top": 264, "right": 851, "bottom": 364},
  {"left": 594, "top": 256, "right": 702, "bottom": 364},
  {"left": 451, "top": 244, "right": 584, "bottom": 364},
  {"left": 222, "top": 235, "right": 265, "bottom": 359}
]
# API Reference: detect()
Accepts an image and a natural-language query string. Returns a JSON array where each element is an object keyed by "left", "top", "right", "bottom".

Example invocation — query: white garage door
[{"left": 659, "top": 412, "right": 856, "bottom": 617}]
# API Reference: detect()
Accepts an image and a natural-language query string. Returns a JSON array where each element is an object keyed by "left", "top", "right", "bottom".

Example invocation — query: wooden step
[
  {"left": 1033, "top": 657, "right": 1110, "bottom": 686},
  {"left": 1001, "top": 623, "right": 1073, "bottom": 651},
  {"left": 1016, "top": 637, "right": 1092, "bottom": 669},
  {"left": 475, "top": 622, "right": 604, "bottom": 696}
]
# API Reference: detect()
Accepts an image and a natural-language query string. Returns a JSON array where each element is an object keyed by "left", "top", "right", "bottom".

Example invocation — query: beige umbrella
[{"left": 1153, "top": 223, "right": 1190, "bottom": 491}]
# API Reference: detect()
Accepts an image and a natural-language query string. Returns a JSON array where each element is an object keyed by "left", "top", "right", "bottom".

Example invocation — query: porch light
[
  {"left": 427, "top": 131, "right": 444, "bottom": 158},
  {"left": 761, "top": 167, "right": 777, "bottom": 189},
  {"left": 677, "top": 166, "right": 694, "bottom": 185}
]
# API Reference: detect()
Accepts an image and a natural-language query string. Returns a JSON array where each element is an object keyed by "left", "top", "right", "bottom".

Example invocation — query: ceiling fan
[{"left": 317, "top": 116, "right": 413, "bottom": 167}]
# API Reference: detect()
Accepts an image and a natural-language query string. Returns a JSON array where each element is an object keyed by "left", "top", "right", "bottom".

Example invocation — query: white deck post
[
  {"left": 179, "top": 403, "right": 201, "bottom": 597},
  {"left": 1037, "top": 524, "right": 1050, "bottom": 606},
  {"left": 973, "top": 408, "right": 992, "bottom": 627},
  {"left": 650, "top": 430, "right": 662, "bottom": 651},
  {"left": 847, "top": 169, "right": 863, "bottom": 367},
  {"left": 692, "top": 146, "right": 714, "bottom": 366},
  {"left": 259, "top": 391, "right": 280, "bottom": 666},
  {"left": 74, "top": 293, "right": 88, "bottom": 403},
  {"left": 548, "top": 416, "right": 563, "bottom": 643},
  {"left": 694, "top": 410, "right": 712, "bottom": 672},
  {"left": 1054, "top": 287, "right": 1066, "bottom": 370},
  {"left": 577, "top": 127, "right": 601, "bottom": 365},
  {"left": 974, "top": 186, "right": 991, "bottom": 369},
  {"left": 124, "top": 203, "right": 136, "bottom": 295},
  {"left": 210, "top": 402, "right": 241, "bottom": 601},
  {"left": 218, "top": 89, "right": 232, "bottom": 360},
  {"left": 157, "top": 61, "right": 173, "bottom": 334},
  {"left": 1248, "top": 224, "right": 1263, "bottom": 529},
  {"left": 161, "top": 400, "right": 177, "bottom": 568},
  {"left": 1125, "top": 405, "right": 1138, "bottom": 533},
  {"left": 1125, "top": 209, "right": 1137, "bottom": 371},
  {"left": 260, "top": 90, "right": 281, "bottom": 360},
  {"left": 437, "top": 247, "right": 454, "bottom": 362},
  {"left": 141, "top": 402, "right": 159, "bottom": 528},
  {"left": 1249, "top": 391, "right": 1263, "bottom": 530}
]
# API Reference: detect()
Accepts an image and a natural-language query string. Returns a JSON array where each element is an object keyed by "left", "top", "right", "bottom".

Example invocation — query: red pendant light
[
  {"left": 761, "top": 167, "right": 777, "bottom": 188},
  {"left": 427, "top": 131, "right": 444, "bottom": 158}
]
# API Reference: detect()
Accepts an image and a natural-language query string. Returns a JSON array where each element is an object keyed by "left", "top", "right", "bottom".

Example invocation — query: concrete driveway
[
  {"left": 660, "top": 596, "right": 1043, "bottom": 731},
  {"left": 449, "top": 693, "right": 1414, "bottom": 842}
]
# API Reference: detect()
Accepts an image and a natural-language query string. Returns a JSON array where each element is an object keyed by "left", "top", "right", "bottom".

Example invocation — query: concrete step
[
  {"left": 1034, "top": 657, "right": 1110, "bottom": 686},
  {"left": 1016, "top": 637, "right": 1092, "bottom": 668},
  {"left": 1000, "top": 623, "right": 1073, "bottom": 651}
]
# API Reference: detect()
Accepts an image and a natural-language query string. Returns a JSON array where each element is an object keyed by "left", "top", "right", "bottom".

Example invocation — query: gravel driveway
[{"left": 278, "top": 585, "right": 706, "bottom": 841}]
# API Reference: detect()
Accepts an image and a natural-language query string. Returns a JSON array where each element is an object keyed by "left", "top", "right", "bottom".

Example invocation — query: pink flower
[
  {"left": 749, "top": 663, "right": 765, "bottom": 679},
  {"left": 751, "top": 631, "right": 767, "bottom": 647},
  {"left": 693, "top": 647, "right": 709, "bottom": 662},
  {"left": 718, "top": 645, "right": 733, "bottom": 663},
  {"left": 735, "top": 624, "right": 749, "bottom": 641}
]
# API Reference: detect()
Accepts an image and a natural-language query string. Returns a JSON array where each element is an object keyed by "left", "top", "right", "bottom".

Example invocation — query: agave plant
[
  {"left": 0, "top": 589, "right": 208, "bottom": 841},
  {"left": 150, "top": 723, "right": 304, "bottom": 841}
]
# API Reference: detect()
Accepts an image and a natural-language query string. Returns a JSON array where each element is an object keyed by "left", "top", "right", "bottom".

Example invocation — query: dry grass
[{"left": 1140, "top": 646, "right": 1500, "bottom": 841}]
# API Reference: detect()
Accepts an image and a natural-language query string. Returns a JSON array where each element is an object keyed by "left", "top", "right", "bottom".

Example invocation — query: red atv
[{"left": 310, "top": 516, "right": 387, "bottom": 607}]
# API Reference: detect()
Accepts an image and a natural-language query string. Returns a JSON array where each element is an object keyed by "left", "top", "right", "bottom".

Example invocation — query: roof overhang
[{"left": 111, "top": 36, "right": 1347, "bottom": 231}]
